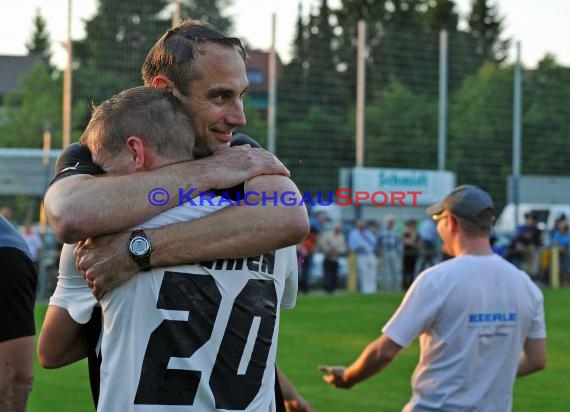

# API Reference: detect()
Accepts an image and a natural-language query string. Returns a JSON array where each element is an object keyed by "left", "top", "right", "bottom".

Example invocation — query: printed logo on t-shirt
[
  {"left": 468, "top": 312, "right": 517, "bottom": 323},
  {"left": 468, "top": 312, "right": 517, "bottom": 338}
]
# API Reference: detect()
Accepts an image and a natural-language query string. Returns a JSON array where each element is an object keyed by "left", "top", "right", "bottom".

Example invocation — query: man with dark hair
[{"left": 320, "top": 185, "right": 547, "bottom": 411}]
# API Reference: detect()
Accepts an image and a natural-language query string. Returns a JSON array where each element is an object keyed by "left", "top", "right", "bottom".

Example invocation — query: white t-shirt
[
  {"left": 49, "top": 200, "right": 297, "bottom": 411},
  {"left": 382, "top": 254, "right": 546, "bottom": 412}
]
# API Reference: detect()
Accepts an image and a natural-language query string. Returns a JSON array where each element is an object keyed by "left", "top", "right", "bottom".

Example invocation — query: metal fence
[{"left": 2, "top": 2, "right": 570, "bottom": 293}]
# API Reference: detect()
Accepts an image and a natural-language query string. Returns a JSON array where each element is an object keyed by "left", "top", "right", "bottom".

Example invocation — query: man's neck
[{"left": 454, "top": 237, "right": 493, "bottom": 257}]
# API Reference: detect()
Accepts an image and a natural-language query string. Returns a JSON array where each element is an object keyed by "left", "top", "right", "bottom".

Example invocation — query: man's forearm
[
  {"left": 344, "top": 335, "right": 402, "bottom": 387},
  {"left": 0, "top": 336, "right": 34, "bottom": 412},
  {"left": 45, "top": 161, "right": 226, "bottom": 243},
  {"left": 149, "top": 175, "right": 309, "bottom": 265},
  {"left": 37, "top": 306, "right": 89, "bottom": 369},
  {"left": 517, "top": 338, "right": 547, "bottom": 377},
  {"left": 77, "top": 175, "right": 308, "bottom": 298},
  {"left": 45, "top": 146, "right": 290, "bottom": 244}
]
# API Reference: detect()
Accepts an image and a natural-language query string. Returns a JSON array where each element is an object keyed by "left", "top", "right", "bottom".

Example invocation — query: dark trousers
[
  {"left": 299, "top": 253, "right": 313, "bottom": 293},
  {"left": 402, "top": 252, "right": 418, "bottom": 290},
  {"left": 323, "top": 258, "right": 339, "bottom": 293}
]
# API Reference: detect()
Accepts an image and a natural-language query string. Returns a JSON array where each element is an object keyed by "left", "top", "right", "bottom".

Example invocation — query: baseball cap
[{"left": 426, "top": 185, "right": 496, "bottom": 227}]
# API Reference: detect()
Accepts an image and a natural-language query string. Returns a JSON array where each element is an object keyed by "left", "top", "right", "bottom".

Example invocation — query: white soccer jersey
[
  {"left": 95, "top": 202, "right": 297, "bottom": 412},
  {"left": 49, "top": 243, "right": 98, "bottom": 324},
  {"left": 382, "top": 254, "right": 546, "bottom": 412}
]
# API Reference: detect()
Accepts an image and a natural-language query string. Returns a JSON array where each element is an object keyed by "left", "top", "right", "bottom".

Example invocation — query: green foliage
[
  {"left": 71, "top": 0, "right": 171, "bottom": 129},
  {"left": 178, "top": 0, "right": 234, "bottom": 33},
  {"left": 522, "top": 57, "right": 570, "bottom": 176},
  {"left": 25, "top": 8, "right": 53, "bottom": 71},
  {"left": 239, "top": 95, "right": 268, "bottom": 148},
  {"left": 365, "top": 77, "right": 438, "bottom": 169},
  {"left": 277, "top": 105, "right": 353, "bottom": 193},
  {"left": 466, "top": 0, "right": 510, "bottom": 64},
  {"left": 0, "top": 64, "right": 62, "bottom": 148},
  {"left": 448, "top": 62, "right": 513, "bottom": 205},
  {"left": 424, "top": 0, "right": 459, "bottom": 31}
]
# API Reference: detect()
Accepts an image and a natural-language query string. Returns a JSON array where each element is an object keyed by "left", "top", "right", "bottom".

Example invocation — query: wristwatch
[{"left": 128, "top": 229, "right": 152, "bottom": 271}]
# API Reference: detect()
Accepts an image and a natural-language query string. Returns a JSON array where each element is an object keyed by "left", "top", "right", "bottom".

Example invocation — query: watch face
[{"left": 130, "top": 236, "right": 150, "bottom": 256}]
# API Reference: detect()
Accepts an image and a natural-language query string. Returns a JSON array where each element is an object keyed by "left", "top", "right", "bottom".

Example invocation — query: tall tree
[
  {"left": 447, "top": 62, "right": 513, "bottom": 205},
  {"left": 178, "top": 0, "right": 233, "bottom": 33},
  {"left": 304, "top": 0, "right": 345, "bottom": 112},
  {"left": 72, "top": 0, "right": 172, "bottom": 129},
  {"left": 466, "top": 0, "right": 510, "bottom": 64},
  {"left": 522, "top": 55, "right": 570, "bottom": 176},
  {"left": 25, "top": 8, "right": 53, "bottom": 72},
  {"left": 278, "top": 2, "right": 309, "bottom": 120},
  {"left": 364, "top": 77, "right": 438, "bottom": 169},
  {"left": 424, "top": 0, "right": 459, "bottom": 31},
  {"left": 0, "top": 63, "right": 62, "bottom": 148}
]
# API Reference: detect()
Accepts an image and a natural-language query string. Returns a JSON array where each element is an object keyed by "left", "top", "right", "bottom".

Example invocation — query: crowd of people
[
  {"left": 494, "top": 211, "right": 570, "bottom": 286},
  {"left": 296, "top": 207, "right": 570, "bottom": 294},
  {"left": 296, "top": 211, "right": 443, "bottom": 294}
]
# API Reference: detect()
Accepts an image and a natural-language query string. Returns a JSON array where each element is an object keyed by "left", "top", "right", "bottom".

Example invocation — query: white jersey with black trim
[{"left": 97, "top": 201, "right": 297, "bottom": 412}]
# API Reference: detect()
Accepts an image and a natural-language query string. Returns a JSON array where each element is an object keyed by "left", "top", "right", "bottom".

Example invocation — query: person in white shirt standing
[{"left": 320, "top": 185, "right": 547, "bottom": 412}]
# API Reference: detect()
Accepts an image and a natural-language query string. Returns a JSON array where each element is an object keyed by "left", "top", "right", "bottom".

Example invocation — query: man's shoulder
[{"left": 231, "top": 133, "right": 262, "bottom": 148}]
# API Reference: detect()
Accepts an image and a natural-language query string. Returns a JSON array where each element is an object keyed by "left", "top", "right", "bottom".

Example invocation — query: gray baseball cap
[{"left": 426, "top": 185, "right": 496, "bottom": 227}]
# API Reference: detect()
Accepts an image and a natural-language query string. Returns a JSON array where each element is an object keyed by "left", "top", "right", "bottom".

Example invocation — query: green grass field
[{"left": 28, "top": 289, "right": 569, "bottom": 411}]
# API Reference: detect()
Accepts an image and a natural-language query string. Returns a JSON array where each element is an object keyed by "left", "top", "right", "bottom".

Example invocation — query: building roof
[
  {"left": 0, "top": 54, "right": 43, "bottom": 96},
  {"left": 245, "top": 49, "right": 282, "bottom": 94}
]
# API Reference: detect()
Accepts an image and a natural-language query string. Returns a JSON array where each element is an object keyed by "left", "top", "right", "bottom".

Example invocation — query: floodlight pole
[
  {"left": 267, "top": 13, "right": 277, "bottom": 154},
  {"left": 513, "top": 41, "right": 522, "bottom": 228},
  {"left": 62, "top": 0, "right": 72, "bottom": 148},
  {"left": 355, "top": 20, "right": 366, "bottom": 168},
  {"left": 172, "top": 0, "right": 180, "bottom": 27}
]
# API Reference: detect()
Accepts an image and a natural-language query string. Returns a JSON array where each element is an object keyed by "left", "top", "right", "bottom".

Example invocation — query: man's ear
[
  {"left": 449, "top": 215, "right": 459, "bottom": 232},
  {"left": 125, "top": 136, "right": 145, "bottom": 170},
  {"left": 152, "top": 75, "right": 174, "bottom": 91}
]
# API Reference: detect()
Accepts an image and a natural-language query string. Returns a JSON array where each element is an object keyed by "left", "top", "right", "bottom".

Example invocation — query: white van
[{"left": 494, "top": 203, "right": 570, "bottom": 235}]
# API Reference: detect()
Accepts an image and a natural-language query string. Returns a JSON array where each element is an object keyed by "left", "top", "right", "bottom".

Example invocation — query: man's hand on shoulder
[
  {"left": 76, "top": 232, "right": 138, "bottom": 300},
  {"left": 202, "top": 145, "right": 290, "bottom": 190}
]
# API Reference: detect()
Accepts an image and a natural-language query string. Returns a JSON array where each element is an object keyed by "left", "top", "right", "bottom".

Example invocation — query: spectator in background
[
  {"left": 509, "top": 213, "right": 542, "bottom": 277},
  {"left": 21, "top": 220, "right": 43, "bottom": 274},
  {"left": 368, "top": 220, "right": 382, "bottom": 285},
  {"left": 0, "top": 207, "right": 18, "bottom": 228},
  {"left": 0, "top": 215, "right": 38, "bottom": 412},
  {"left": 309, "top": 211, "right": 328, "bottom": 233},
  {"left": 401, "top": 218, "right": 420, "bottom": 290},
  {"left": 550, "top": 213, "right": 567, "bottom": 240},
  {"left": 348, "top": 219, "right": 378, "bottom": 294},
  {"left": 376, "top": 215, "right": 401, "bottom": 292},
  {"left": 417, "top": 216, "right": 438, "bottom": 271},
  {"left": 320, "top": 221, "right": 347, "bottom": 293},
  {"left": 551, "top": 219, "right": 570, "bottom": 284},
  {"left": 298, "top": 226, "right": 319, "bottom": 294}
]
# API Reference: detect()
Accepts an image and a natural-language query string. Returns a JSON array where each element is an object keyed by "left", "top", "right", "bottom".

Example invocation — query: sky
[{"left": 1, "top": 0, "right": 568, "bottom": 69}]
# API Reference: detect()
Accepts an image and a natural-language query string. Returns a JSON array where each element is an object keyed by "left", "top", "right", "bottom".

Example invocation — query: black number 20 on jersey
[{"left": 134, "top": 271, "right": 278, "bottom": 409}]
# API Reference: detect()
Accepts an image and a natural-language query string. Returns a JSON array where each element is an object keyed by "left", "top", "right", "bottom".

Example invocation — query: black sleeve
[
  {"left": 0, "top": 248, "right": 37, "bottom": 342},
  {"left": 212, "top": 133, "right": 262, "bottom": 200},
  {"left": 230, "top": 133, "right": 262, "bottom": 149},
  {"left": 50, "top": 142, "right": 105, "bottom": 186}
]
